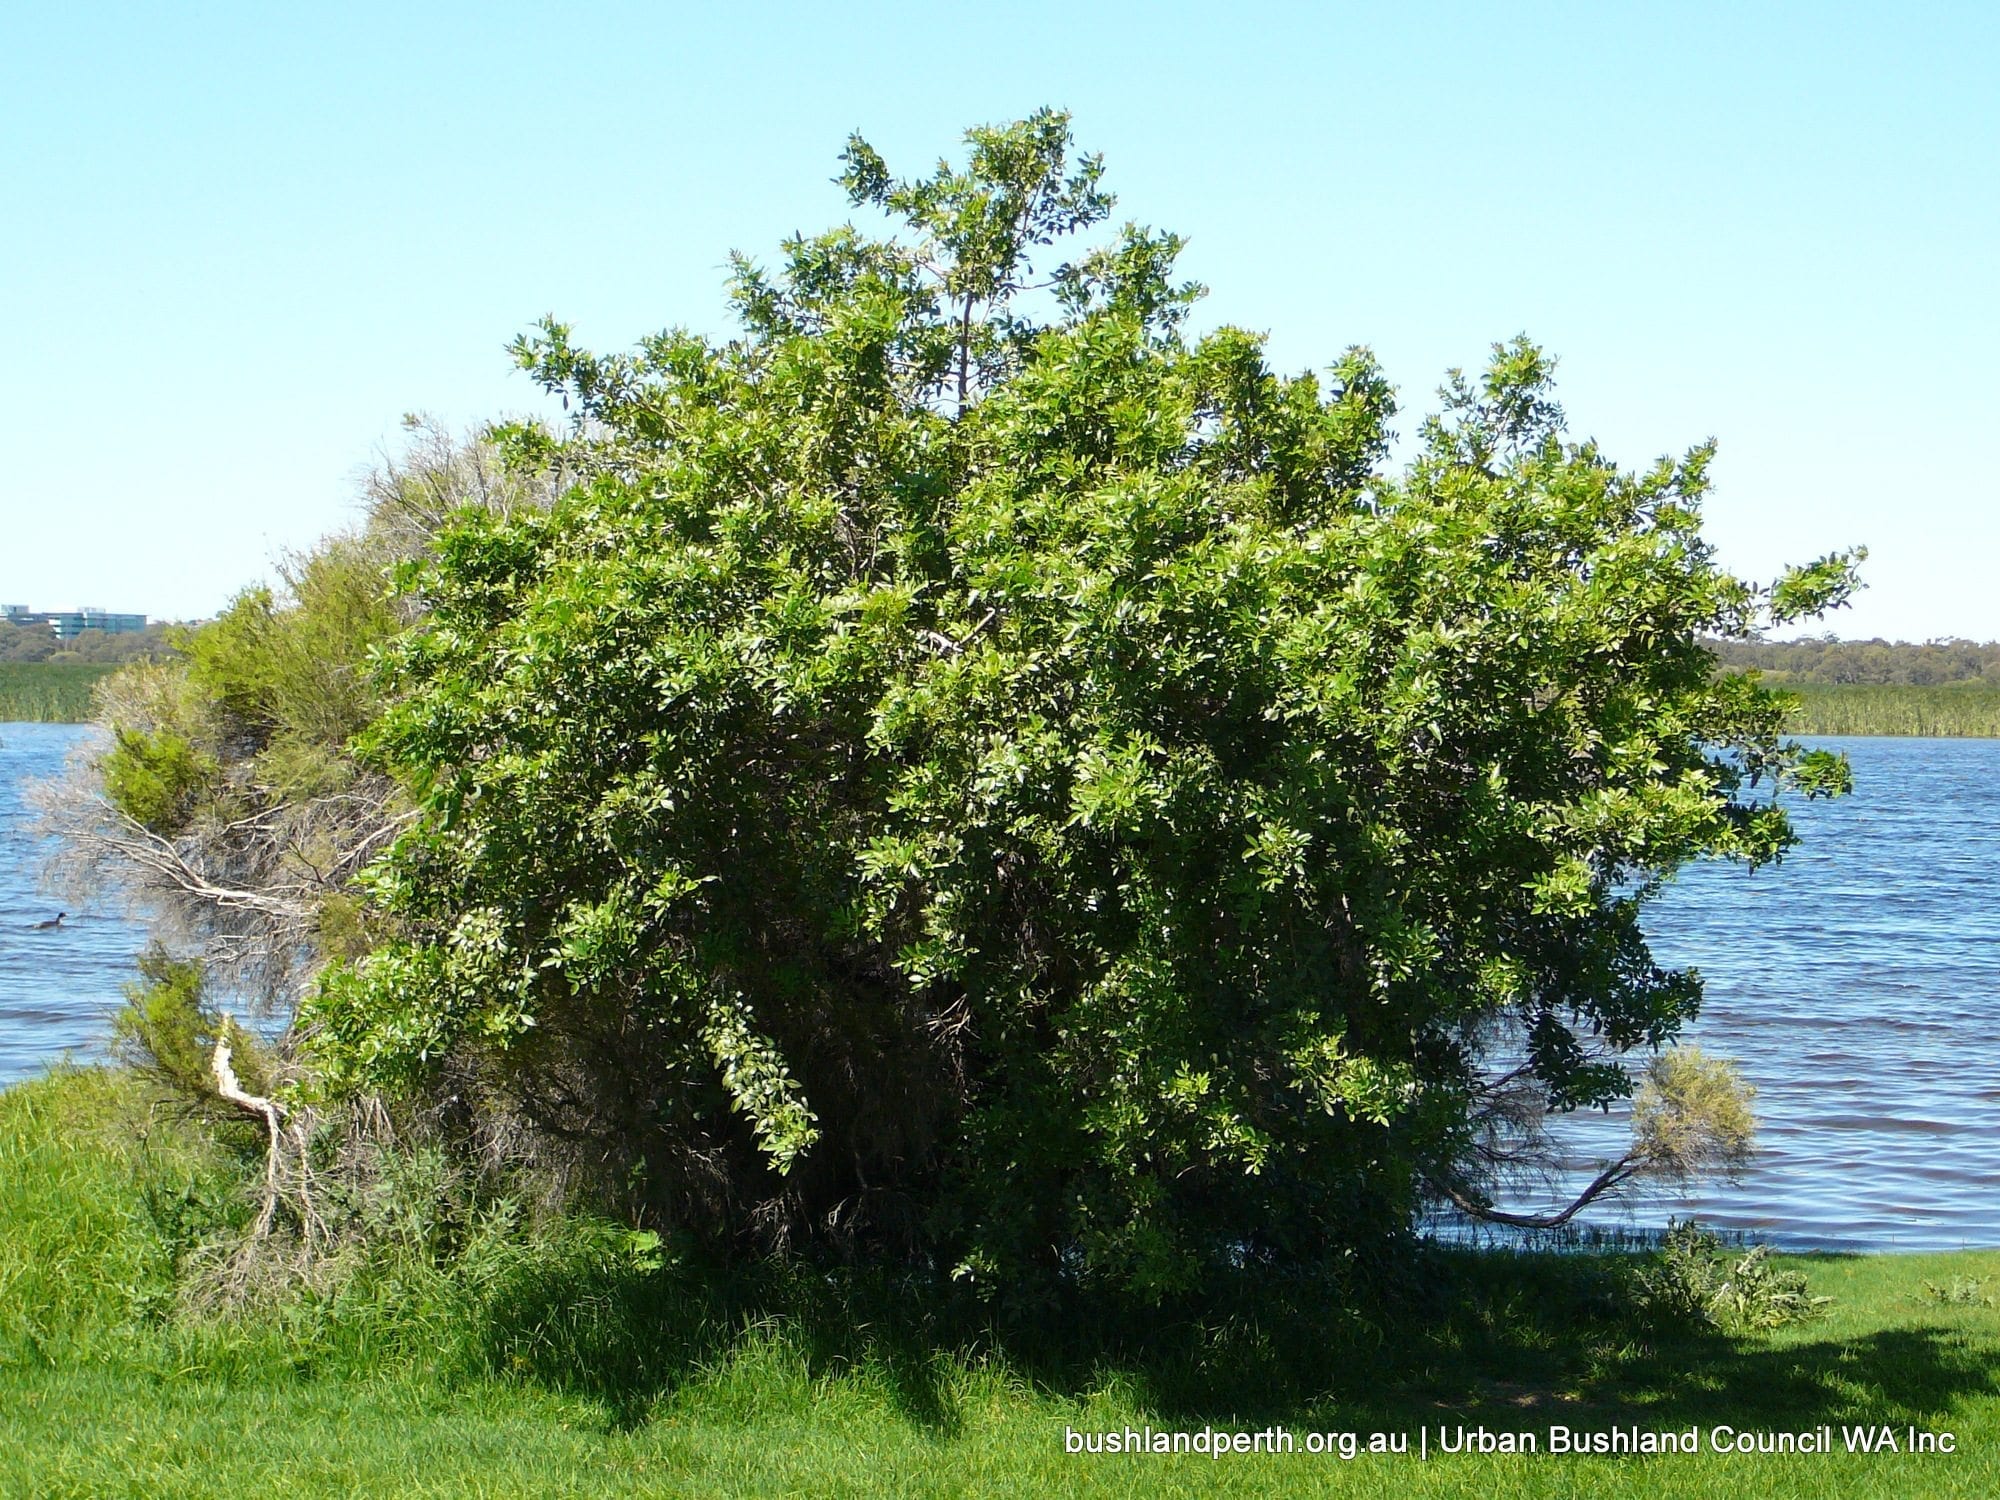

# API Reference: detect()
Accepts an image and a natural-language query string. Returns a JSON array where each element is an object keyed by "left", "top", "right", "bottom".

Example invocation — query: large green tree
[{"left": 309, "top": 112, "right": 1857, "bottom": 1295}]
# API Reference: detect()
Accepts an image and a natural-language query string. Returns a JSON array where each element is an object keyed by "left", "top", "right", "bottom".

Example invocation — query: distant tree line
[
  {"left": 0, "top": 620, "right": 180, "bottom": 665},
  {"left": 1710, "top": 636, "right": 2000, "bottom": 686}
]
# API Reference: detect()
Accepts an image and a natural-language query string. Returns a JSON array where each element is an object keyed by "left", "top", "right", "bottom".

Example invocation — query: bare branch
[{"left": 1429, "top": 1156, "right": 1643, "bottom": 1232}]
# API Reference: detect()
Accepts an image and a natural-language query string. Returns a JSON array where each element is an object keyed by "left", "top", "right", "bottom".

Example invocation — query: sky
[{"left": 3, "top": 2, "right": 1995, "bottom": 639}]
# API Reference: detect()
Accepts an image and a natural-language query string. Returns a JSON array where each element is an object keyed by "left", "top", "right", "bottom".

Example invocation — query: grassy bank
[
  {"left": 3, "top": 1068, "right": 1997, "bottom": 1496},
  {"left": 0, "top": 662, "right": 114, "bottom": 722},
  {"left": 1779, "top": 683, "right": 2000, "bottom": 738}
]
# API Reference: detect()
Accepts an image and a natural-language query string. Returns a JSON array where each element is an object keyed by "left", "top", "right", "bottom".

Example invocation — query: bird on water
[{"left": 30, "top": 912, "right": 66, "bottom": 930}]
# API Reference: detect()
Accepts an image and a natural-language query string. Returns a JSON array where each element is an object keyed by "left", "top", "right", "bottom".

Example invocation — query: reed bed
[
  {"left": 1781, "top": 682, "right": 2000, "bottom": 738},
  {"left": 0, "top": 663, "right": 113, "bottom": 722}
]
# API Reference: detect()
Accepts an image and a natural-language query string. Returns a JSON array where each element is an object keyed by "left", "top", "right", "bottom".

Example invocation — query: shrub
[
  {"left": 304, "top": 113, "right": 1858, "bottom": 1296},
  {"left": 110, "top": 947, "right": 273, "bottom": 1110},
  {"left": 1630, "top": 1046, "right": 1756, "bottom": 1182},
  {"left": 1918, "top": 1276, "right": 1993, "bottom": 1308},
  {"left": 45, "top": 431, "right": 517, "bottom": 1005},
  {"left": 1634, "top": 1221, "right": 1831, "bottom": 1333},
  {"left": 100, "top": 727, "right": 217, "bottom": 834}
]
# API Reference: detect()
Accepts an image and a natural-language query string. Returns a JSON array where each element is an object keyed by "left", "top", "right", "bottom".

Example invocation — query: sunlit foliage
[{"left": 297, "top": 114, "right": 1858, "bottom": 1295}]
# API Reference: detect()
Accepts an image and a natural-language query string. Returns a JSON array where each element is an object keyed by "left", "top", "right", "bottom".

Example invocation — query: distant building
[{"left": 3, "top": 605, "right": 148, "bottom": 639}]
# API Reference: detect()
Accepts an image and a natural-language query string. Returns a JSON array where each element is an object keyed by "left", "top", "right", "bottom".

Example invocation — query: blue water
[
  {"left": 1508, "top": 736, "right": 2000, "bottom": 1252},
  {"left": 0, "top": 723, "right": 139, "bottom": 1081},
  {"left": 3, "top": 723, "right": 1997, "bottom": 1250}
]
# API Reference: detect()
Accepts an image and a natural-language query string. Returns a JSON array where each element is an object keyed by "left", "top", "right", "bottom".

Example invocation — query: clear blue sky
[{"left": 4, "top": 2, "right": 1994, "bottom": 638}]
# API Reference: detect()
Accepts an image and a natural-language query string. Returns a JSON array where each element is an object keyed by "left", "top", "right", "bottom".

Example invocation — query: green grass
[
  {"left": 1779, "top": 682, "right": 2000, "bottom": 738},
  {"left": 3, "top": 1067, "right": 1997, "bottom": 1497},
  {"left": 0, "top": 661, "right": 115, "bottom": 721}
]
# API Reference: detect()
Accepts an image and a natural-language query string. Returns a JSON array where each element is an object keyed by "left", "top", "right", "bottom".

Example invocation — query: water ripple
[{"left": 1529, "top": 735, "right": 2000, "bottom": 1250}]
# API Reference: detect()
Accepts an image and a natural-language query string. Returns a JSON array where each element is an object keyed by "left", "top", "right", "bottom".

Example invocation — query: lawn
[{"left": 3, "top": 1069, "right": 1996, "bottom": 1497}]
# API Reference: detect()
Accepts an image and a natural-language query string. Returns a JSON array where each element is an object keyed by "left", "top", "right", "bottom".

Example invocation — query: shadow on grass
[
  {"left": 22, "top": 1068, "right": 1985, "bottom": 1443},
  {"left": 462, "top": 1241, "right": 1999, "bottom": 1437}
]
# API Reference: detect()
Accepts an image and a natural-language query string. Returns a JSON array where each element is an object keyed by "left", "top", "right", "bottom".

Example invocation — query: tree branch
[
  {"left": 213, "top": 1027, "right": 286, "bottom": 1236},
  {"left": 1429, "top": 1154, "right": 1644, "bottom": 1231}
]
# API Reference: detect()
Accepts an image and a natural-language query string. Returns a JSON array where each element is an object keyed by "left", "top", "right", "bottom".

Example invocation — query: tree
[{"left": 306, "top": 112, "right": 1858, "bottom": 1297}]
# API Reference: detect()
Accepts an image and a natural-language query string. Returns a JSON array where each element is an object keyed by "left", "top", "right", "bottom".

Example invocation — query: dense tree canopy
[{"left": 293, "top": 113, "right": 1856, "bottom": 1295}]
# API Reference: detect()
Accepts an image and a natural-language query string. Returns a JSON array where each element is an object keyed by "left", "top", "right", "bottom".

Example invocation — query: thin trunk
[{"left": 956, "top": 295, "right": 973, "bottom": 415}]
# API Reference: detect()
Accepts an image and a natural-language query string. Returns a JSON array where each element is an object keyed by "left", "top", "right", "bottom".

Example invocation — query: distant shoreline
[{"left": 6, "top": 662, "right": 1999, "bottom": 737}]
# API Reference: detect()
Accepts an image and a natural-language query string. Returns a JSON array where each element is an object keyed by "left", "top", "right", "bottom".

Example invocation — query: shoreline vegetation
[
  {"left": 0, "top": 662, "right": 118, "bottom": 723},
  {"left": 1711, "top": 637, "right": 2000, "bottom": 738},
  {"left": 1777, "top": 683, "right": 2000, "bottom": 738},
  {"left": 2, "top": 1064, "right": 1995, "bottom": 1497},
  {"left": 15, "top": 670, "right": 2000, "bottom": 738},
  {"left": 0, "top": 620, "right": 177, "bottom": 722}
]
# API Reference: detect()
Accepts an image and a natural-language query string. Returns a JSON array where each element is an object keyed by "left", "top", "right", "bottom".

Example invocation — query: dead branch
[
  {"left": 213, "top": 1027, "right": 287, "bottom": 1237},
  {"left": 1428, "top": 1155, "right": 1644, "bottom": 1232},
  {"left": 32, "top": 753, "right": 407, "bottom": 1006}
]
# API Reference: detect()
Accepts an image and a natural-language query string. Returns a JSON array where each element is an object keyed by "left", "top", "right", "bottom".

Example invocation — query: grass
[
  {"left": 1778, "top": 683, "right": 2000, "bottom": 738},
  {"left": 0, "top": 661, "right": 115, "bottom": 722},
  {"left": 3, "top": 1067, "right": 1998, "bottom": 1497}
]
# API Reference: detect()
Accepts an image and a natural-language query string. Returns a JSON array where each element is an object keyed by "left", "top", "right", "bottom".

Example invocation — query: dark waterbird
[{"left": 29, "top": 912, "right": 65, "bottom": 930}]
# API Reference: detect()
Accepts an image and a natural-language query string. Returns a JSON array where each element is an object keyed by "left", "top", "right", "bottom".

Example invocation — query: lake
[
  {"left": 3, "top": 722, "right": 1996, "bottom": 1251},
  {"left": 1531, "top": 733, "right": 2000, "bottom": 1252},
  {"left": 1, "top": 722, "right": 150, "bottom": 1082}
]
